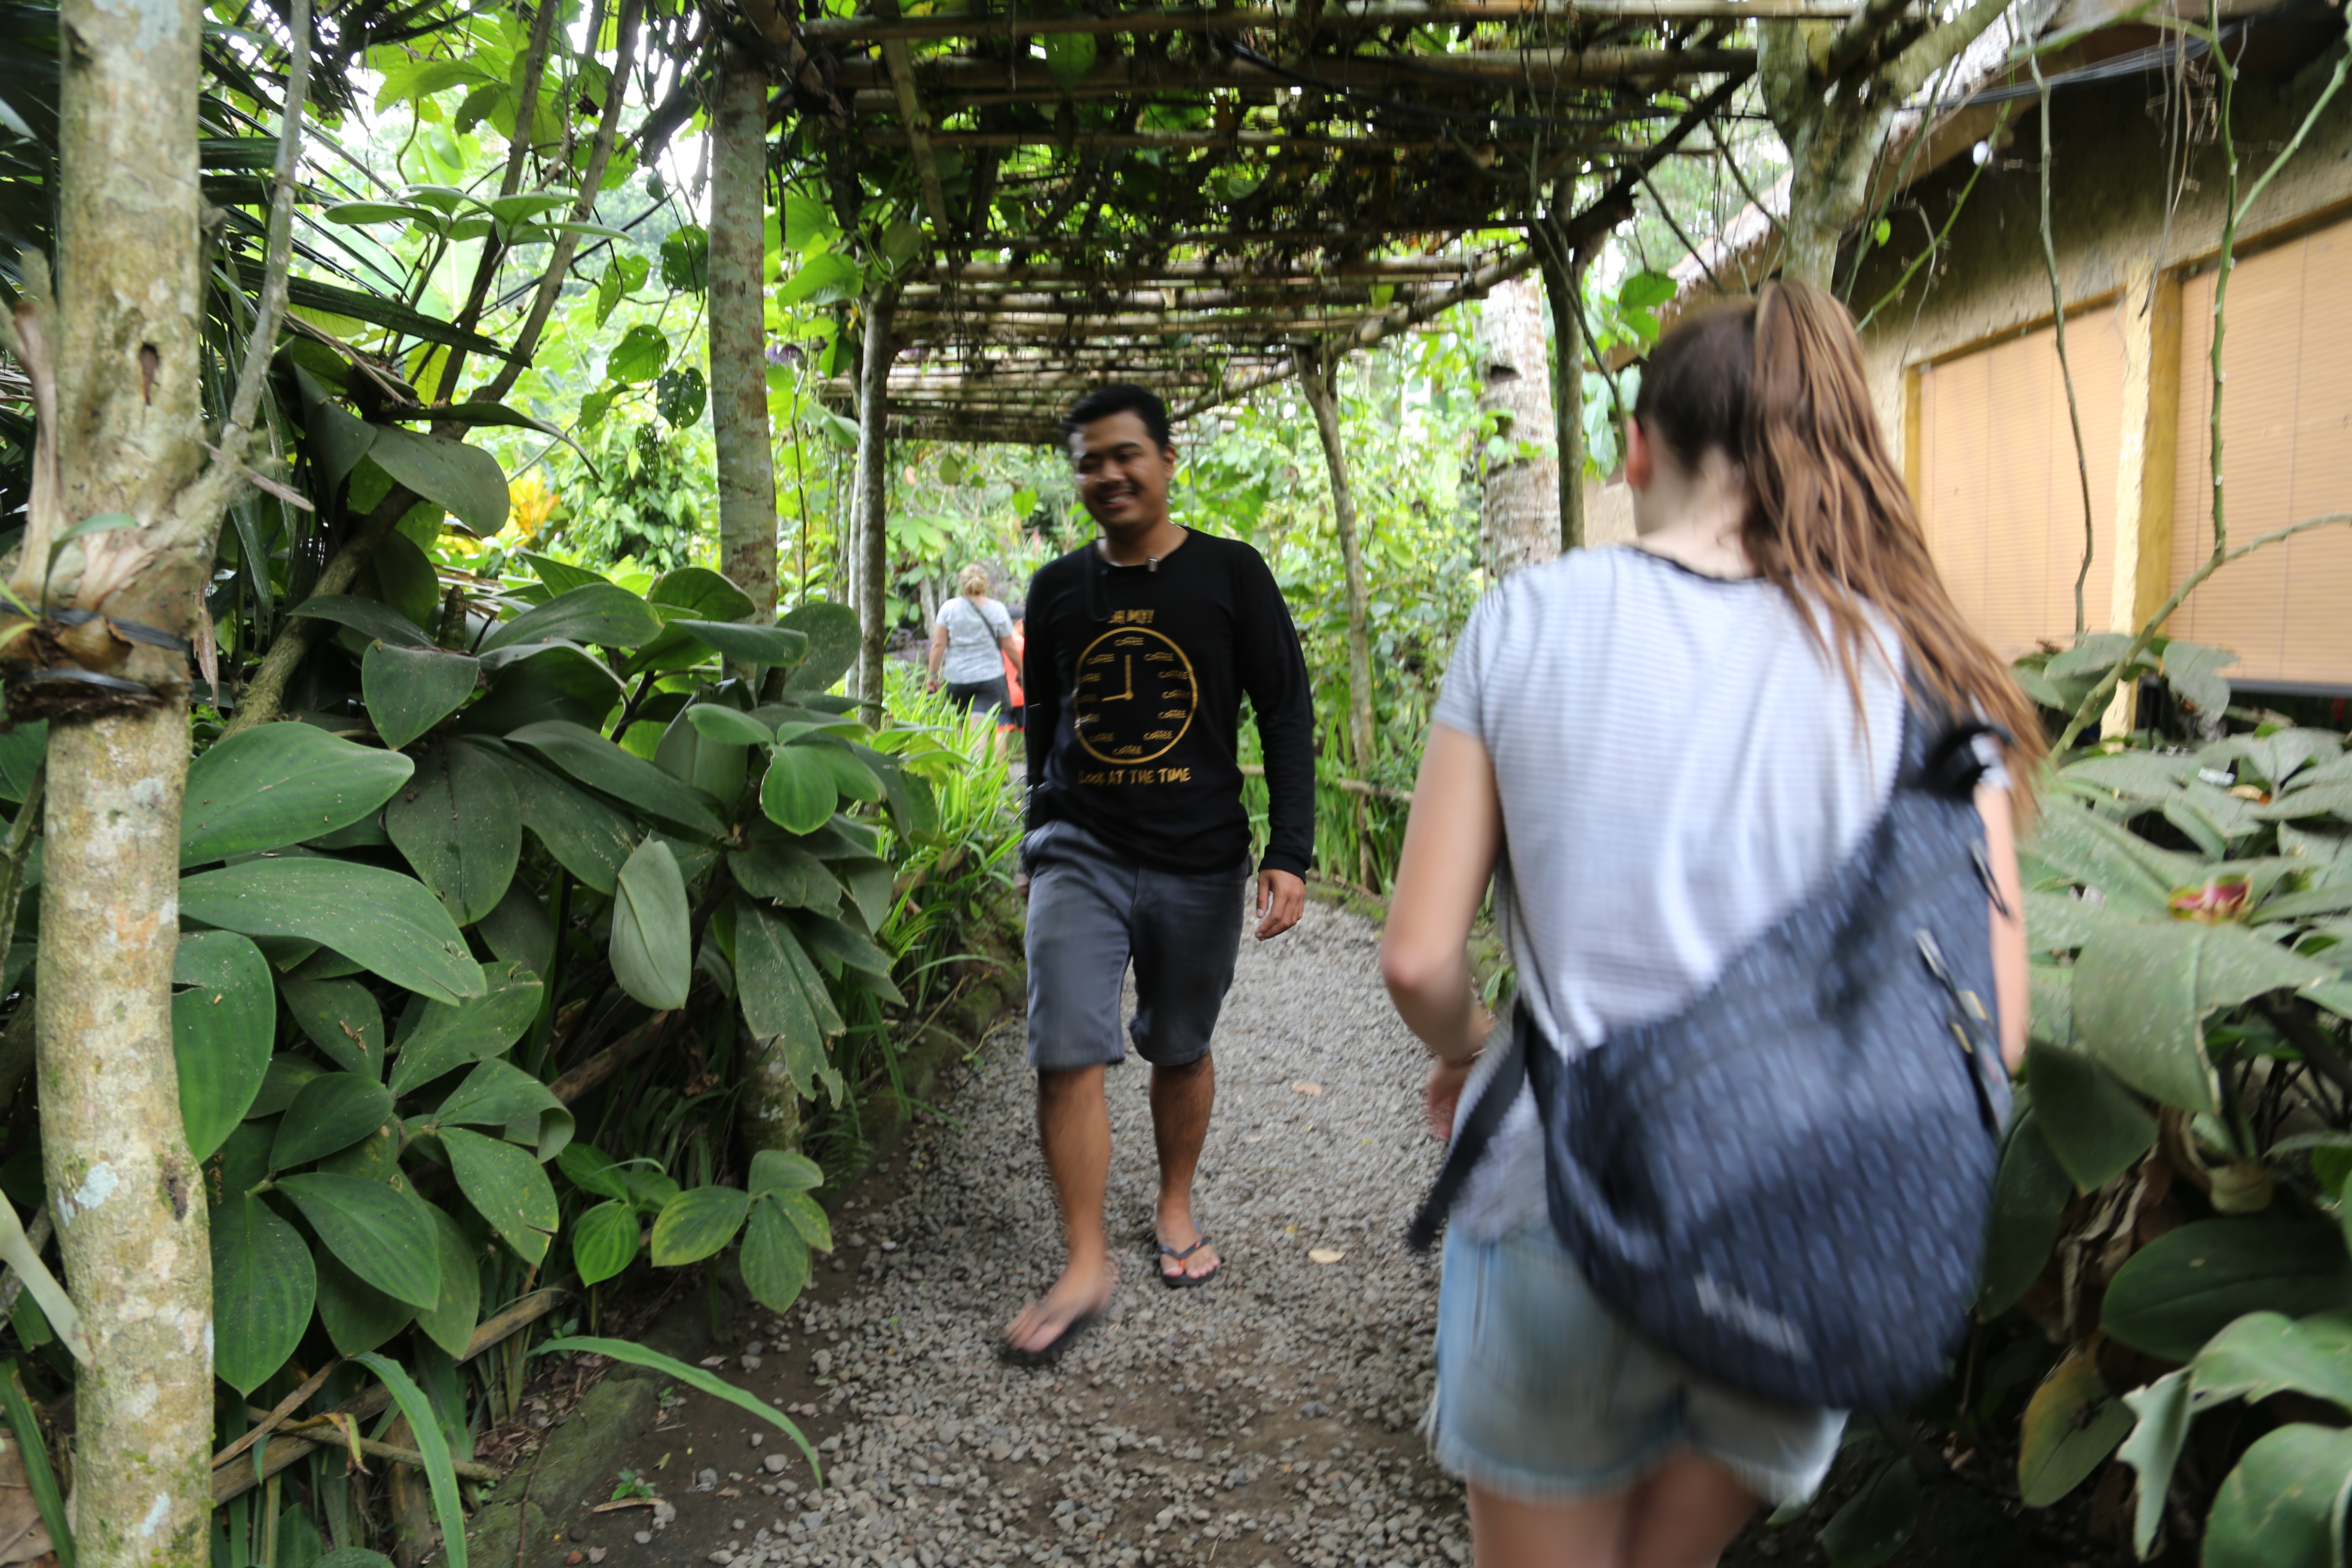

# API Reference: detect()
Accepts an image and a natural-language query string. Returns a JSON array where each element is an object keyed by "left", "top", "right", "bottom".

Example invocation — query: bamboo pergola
[{"left": 776, "top": 0, "right": 1826, "bottom": 443}]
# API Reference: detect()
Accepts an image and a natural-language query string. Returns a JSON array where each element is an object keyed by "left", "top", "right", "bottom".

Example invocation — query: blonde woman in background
[{"left": 929, "top": 563, "right": 1017, "bottom": 758}]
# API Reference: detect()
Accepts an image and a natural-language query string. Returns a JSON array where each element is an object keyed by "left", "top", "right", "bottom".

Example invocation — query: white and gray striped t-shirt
[
  {"left": 1433, "top": 545, "right": 1908, "bottom": 1240},
  {"left": 936, "top": 594, "right": 1014, "bottom": 684}
]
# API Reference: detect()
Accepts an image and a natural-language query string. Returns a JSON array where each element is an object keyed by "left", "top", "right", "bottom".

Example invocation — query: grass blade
[
  {"left": 531, "top": 1336, "right": 819, "bottom": 1481},
  {"left": 350, "top": 1352, "right": 467, "bottom": 1568},
  {"left": 0, "top": 1360, "right": 73, "bottom": 1568}
]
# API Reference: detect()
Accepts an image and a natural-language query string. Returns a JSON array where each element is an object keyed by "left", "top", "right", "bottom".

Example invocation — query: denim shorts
[{"left": 1429, "top": 1223, "right": 1845, "bottom": 1508}]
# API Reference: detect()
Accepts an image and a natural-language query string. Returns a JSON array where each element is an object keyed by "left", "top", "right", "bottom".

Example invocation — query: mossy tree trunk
[
  {"left": 851, "top": 288, "right": 895, "bottom": 721},
  {"left": 36, "top": 0, "right": 239, "bottom": 1552},
  {"left": 710, "top": 43, "right": 778, "bottom": 638},
  {"left": 1298, "top": 349, "right": 1374, "bottom": 775},
  {"left": 1473, "top": 273, "right": 1560, "bottom": 580}
]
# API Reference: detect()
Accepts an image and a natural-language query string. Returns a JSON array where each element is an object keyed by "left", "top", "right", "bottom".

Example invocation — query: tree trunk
[
  {"left": 1474, "top": 273, "right": 1560, "bottom": 580},
  {"left": 851, "top": 289, "right": 895, "bottom": 720},
  {"left": 42, "top": 0, "right": 217, "bottom": 1556},
  {"left": 709, "top": 43, "right": 778, "bottom": 643},
  {"left": 1298, "top": 349, "right": 1374, "bottom": 775},
  {"left": 1538, "top": 245, "right": 1590, "bottom": 553},
  {"left": 1759, "top": 19, "right": 1899, "bottom": 290}
]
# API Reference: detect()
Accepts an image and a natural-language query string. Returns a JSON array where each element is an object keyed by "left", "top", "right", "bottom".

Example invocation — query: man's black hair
[{"left": 1062, "top": 383, "right": 1172, "bottom": 452}]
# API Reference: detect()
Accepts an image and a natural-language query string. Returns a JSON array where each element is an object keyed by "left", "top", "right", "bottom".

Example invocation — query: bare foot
[
  {"left": 1004, "top": 1256, "right": 1116, "bottom": 1357},
  {"left": 1155, "top": 1211, "right": 1221, "bottom": 1284}
]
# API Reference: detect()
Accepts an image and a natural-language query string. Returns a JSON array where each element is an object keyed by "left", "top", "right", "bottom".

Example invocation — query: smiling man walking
[{"left": 1005, "top": 384, "right": 1315, "bottom": 1360}]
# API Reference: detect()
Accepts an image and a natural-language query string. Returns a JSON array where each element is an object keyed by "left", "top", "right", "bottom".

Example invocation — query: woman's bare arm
[
  {"left": 1381, "top": 724, "right": 1504, "bottom": 1065},
  {"left": 1978, "top": 784, "right": 2029, "bottom": 1073}
]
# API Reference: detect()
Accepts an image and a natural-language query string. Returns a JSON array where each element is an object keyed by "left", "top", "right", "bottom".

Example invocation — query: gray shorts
[{"left": 1022, "top": 819, "right": 1248, "bottom": 1072}]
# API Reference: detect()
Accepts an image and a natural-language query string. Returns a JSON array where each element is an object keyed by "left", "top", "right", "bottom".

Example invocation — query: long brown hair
[{"left": 1633, "top": 280, "right": 2046, "bottom": 802}]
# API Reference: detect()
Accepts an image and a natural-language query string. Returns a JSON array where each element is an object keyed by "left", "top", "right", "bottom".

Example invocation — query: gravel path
[{"left": 620, "top": 898, "right": 1468, "bottom": 1568}]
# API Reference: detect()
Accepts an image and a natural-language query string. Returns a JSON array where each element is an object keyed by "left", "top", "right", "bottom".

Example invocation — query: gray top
[
  {"left": 1432, "top": 546, "right": 1908, "bottom": 1240},
  {"left": 936, "top": 594, "right": 1014, "bottom": 685}
]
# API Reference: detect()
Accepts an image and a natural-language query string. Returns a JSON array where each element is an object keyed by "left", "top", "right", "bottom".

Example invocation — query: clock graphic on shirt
[{"left": 1074, "top": 626, "right": 1198, "bottom": 764}]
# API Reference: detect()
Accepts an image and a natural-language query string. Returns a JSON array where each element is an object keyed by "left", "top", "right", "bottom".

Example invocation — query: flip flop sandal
[{"left": 1157, "top": 1235, "right": 1220, "bottom": 1289}]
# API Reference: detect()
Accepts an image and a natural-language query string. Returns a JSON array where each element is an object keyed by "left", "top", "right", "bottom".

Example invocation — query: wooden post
[
  {"left": 853, "top": 287, "right": 897, "bottom": 721},
  {"left": 2102, "top": 259, "right": 2183, "bottom": 735},
  {"left": 1298, "top": 347, "right": 1375, "bottom": 776},
  {"left": 1537, "top": 237, "right": 1590, "bottom": 553}
]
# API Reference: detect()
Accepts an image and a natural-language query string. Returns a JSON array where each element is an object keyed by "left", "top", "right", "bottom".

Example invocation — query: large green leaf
[
  {"left": 2022, "top": 1038, "right": 2157, "bottom": 1192},
  {"left": 505, "top": 751, "right": 635, "bottom": 894},
  {"left": 385, "top": 738, "right": 522, "bottom": 924},
  {"left": 387, "top": 962, "right": 545, "bottom": 1096},
  {"left": 571, "top": 1200, "right": 638, "bottom": 1287},
  {"left": 740, "top": 1197, "right": 811, "bottom": 1315},
  {"left": 2018, "top": 1351, "right": 2134, "bottom": 1506},
  {"left": 279, "top": 975, "right": 386, "bottom": 1079},
  {"left": 364, "top": 644, "right": 479, "bottom": 751},
  {"left": 730, "top": 838, "right": 835, "bottom": 911},
  {"left": 462, "top": 643, "right": 625, "bottom": 733},
  {"left": 277, "top": 1173, "right": 441, "bottom": 1309},
  {"left": 771, "top": 1188, "right": 832, "bottom": 1252},
  {"left": 737, "top": 904, "right": 824, "bottom": 1057},
  {"left": 611, "top": 838, "right": 691, "bottom": 1010},
  {"left": 2118, "top": 1369, "right": 2194, "bottom": 1560},
  {"left": 685, "top": 706, "right": 775, "bottom": 747},
  {"left": 1817, "top": 1457, "right": 1917, "bottom": 1568},
  {"left": 2192, "top": 1309, "right": 2352, "bottom": 1413},
  {"left": 178, "top": 858, "right": 482, "bottom": 1004},
  {"left": 1978, "top": 1106, "right": 2073, "bottom": 1317},
  {"left": 441, "top": 1127, "right": 557, "bottom": 1265},
  {"left": 833, "top": 856, "right": 894, "bottom": 931},
  {"left": 477, "top": 882, "right": 554, "bottom": 983},
  {"left": 180, "top": 724, "right": 414, "bottom": 867},
  {"left": 781, "top": 601, "right": 859, "bottom": 692},
  {"left": 481, "top": 582, "right": 665, "bottom": 654},
  {"left": 413, "top": 1204, "right": 481, "bottom": 1358},
  {"left": 0, "top": 721, "right": 44, "bottom": 805},
  {"left": 655, "top": 709, "right": 748, "bottom": 808},
  {"left": 365, "top": 424, "right": 508, "bottom": 537},
  {"left": 2103, "top": 1219, "right": 2352, "bottom": 1362},
  {"left": 2025, "top": 802, "right": 2199, "bottom": 914},
  {"left": 675, "top": 620, "right": 808, "bottom": 670},
  {"left": 649, "top": 567, "right": 757, "bottom": 622},
  {"left": 2201, "top": 1424, "right": 2352, "bottom": 1568},
  {"left": 760, "top": 744, "right": 836, "bottom": 834},
  {"left": 171, "top": 930, "right": 274, "bottom": 1161},
  {"left": 211, "top": 1193, "right": 316, "bottom": 1396},
  {"left": 507, "top": 720, "right": 723, "bottom": 836},
  {"left": 2074, "top": 921, "right": 2337, "bottom": 1112},
  {"left": 271, "top": 1073, "right": 396, "bottom": 1170},
  {"left": 313, "top": 1251, "right": 416, "bottom": 1354},
  {"left": 287, "top": 594, "right": 436, "bottom": 649},
  {"left": 649, "top": 1185, "right": 750, "bottom": 1266},
  {"left": 750, "top": 1149, "right": 824, "bottom": 1195},
  {"left": 808, "top": 742, "right": 883, "bottom": 803},
  {"left": 432, "top": 1058, "right": 573, "bottom": 1160},
  {"left": 795, "top": 911, "right": 894, "bottom": 978}
]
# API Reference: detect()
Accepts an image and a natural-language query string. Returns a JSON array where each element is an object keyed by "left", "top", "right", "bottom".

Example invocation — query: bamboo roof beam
[
  {"left": 1172, "top": 65, "right": 1745, "bottom": 418},
  {"left": 804, "top": 0, "right": 1863, "bottom": 45},
  {"left": 829, "top": 46, "right": 1752, "bottom": 92},
  {"left": 871, "top": 0, "right": 955, "bottom": 233},
  {"left": 912, "top": 254, "right": 1502, "bottom": 282},
  {"left": 864, "top": 129, "right": 1665, "bottom": 157},
  {"left": 900, "top": 283, "right": 1457, "bottom": 310}
]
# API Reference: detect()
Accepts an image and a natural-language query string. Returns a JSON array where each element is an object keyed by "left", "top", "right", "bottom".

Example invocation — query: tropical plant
[{"left": 1790, "top": 644, "right": 2352, "bottom": 1566}]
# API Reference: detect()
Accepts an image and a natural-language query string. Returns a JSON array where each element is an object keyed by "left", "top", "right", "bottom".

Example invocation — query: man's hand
[
  {"left": 1254, "top": 868, "right": 1305, "bottom": 940},
  {"left": 1014, "top": 871, "right": 1031, "bottom": 903}
]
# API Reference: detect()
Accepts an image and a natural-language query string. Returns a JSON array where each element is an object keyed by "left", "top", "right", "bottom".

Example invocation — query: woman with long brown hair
[{"left": 1381, "top": 281, "right": 2042, "bottom": 1568}]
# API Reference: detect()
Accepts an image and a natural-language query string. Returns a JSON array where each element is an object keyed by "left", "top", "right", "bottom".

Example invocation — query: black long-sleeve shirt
[{"left": 1023, "top": 532, "right": 1315, "bottom": 878}]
